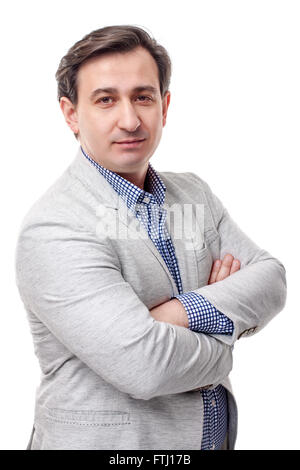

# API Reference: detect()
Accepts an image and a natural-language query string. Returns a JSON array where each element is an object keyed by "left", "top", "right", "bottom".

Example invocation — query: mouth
[{"left": 115, "top": 139, "right": 146, "bottom": 148}]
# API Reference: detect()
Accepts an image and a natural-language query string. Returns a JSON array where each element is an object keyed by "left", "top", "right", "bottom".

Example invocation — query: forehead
[{"left": 77, "top": 46, "right": 160, "bottom": 96}]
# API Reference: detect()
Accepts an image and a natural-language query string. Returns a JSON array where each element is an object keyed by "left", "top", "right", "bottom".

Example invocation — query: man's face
[{"left": 60, "top": 46, "right": 170, "bottom": 177}]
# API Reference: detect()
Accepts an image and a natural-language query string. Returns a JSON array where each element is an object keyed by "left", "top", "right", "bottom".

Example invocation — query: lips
[
  {"left": 116, "top": 139, "right": 145, "bottom": 144},
  {"left": 115, "top": 139, "right": 146, "bottom": 148}
]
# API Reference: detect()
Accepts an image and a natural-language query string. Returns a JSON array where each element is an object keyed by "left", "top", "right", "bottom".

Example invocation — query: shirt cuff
[{"left": 174, "top": 292, "right": 234, "bottom": 335}]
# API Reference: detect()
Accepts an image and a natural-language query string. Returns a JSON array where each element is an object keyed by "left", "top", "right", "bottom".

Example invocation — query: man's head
[{"left": 56, "top": 25, "right": 172, "bottom": 182}]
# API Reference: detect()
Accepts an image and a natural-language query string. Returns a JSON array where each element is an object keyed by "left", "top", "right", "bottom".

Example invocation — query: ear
[
  {"left": 59, "top": 97, "right": 79, "bottom": 135},
  {"left": 162, "top": 91, "right": 171, "bottom": 127}
]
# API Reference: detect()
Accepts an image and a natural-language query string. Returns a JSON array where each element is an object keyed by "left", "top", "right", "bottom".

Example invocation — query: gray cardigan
[{"left": 15, "top": 147, "right": 287, "bottom": 450}]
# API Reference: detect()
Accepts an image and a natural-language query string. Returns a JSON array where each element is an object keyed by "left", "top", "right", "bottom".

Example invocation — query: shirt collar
[{"left": 80, "top": 146, "right": 166, "bottom": 210}]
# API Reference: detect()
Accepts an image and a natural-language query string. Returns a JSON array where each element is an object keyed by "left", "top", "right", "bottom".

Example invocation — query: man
[{"left": 15, "top": 25, "right": 287, "bottom": 450}]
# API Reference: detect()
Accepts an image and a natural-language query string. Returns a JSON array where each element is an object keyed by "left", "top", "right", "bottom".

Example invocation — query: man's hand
[{"left": 208, "top": 254, "right": 240, "bottom": 284}]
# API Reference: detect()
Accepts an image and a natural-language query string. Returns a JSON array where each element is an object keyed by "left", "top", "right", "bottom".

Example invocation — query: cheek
[
  {"left": 152, "top": 110, "right": 163, "bottom": 138},
  {"left": 80, "top": 110, "right": 111, "bottom": 137},
  {"left": 153, "top": 125, "right": 163, "bottom": 146},
  {"left": 146, "top": 108, "right": 163, "bottom": 134}
]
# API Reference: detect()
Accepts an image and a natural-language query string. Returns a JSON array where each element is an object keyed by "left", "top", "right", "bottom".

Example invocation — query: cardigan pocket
[{"left": 32, "top": 408, "right": 132, "bottom": 450}]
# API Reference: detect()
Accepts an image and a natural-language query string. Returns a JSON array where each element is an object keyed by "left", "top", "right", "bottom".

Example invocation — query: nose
[{"left": 117, "top": 100, "right": 141, "bottom": 133}]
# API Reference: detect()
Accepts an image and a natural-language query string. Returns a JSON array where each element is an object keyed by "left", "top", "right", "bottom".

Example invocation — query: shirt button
[
  {"left": 211, "top": 399, "right": 216, "bottom": 407},
  {"left": 211, "top": 443, "right": 216, "bottom": 450},
  {"left": 143, "top": 196, "right": 150, "bottom": 203}
]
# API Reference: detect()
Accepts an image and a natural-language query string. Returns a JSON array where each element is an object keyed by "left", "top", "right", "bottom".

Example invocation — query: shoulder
[
  {"left": 159, "top": 170, "right": 215, "bottom": 196},
  {"left": 16, "top": 165, "right": 99, "bottom": 239},
  {"left": 160, "top": 170, "right": 223, "bottom": 208},
  {"left": 158, "top": 170, "right": 225, "bottom": 234}
]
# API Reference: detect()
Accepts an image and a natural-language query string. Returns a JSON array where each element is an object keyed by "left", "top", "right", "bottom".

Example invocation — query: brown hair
[{"left": 55, "top": 24, "right": 172, "bottom": 107}]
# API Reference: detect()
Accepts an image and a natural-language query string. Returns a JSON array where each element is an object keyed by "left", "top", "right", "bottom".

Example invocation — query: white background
[{"left": 1, "top": 0, "right": 299, "bottom": 450}]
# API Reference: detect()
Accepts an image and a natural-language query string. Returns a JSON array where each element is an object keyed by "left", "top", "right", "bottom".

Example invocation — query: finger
[
  {"left": 216, "top": 254, "right": 234, "bottom": 281},
  {"left": 230, "top": 259, "right": 240, "bottom": 275},
  {"left": 208, "top": 259, "right": 221, "bottom": 284}
]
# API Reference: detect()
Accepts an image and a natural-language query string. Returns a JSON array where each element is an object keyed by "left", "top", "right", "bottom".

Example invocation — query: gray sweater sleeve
[
  {"left": 187, "top": 173, "right": 287, "bottom": 346},
  {"left": 15, "top": 216, "right": 232, "bottom": 400}
]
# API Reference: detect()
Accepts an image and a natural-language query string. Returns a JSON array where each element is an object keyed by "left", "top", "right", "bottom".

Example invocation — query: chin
[{"left": 116, "top": 151, "right": 148, "bottom": 161}]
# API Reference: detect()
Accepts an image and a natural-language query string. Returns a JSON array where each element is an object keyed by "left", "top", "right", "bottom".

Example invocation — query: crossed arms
[
  {"left": 15, "top": 178, "right": 287, "bottom": 400},
  {"left": 150, "top": 254, "right": 241, "bottom": 328}
]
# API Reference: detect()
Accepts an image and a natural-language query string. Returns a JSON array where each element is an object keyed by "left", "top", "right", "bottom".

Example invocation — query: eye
[
  {"left": 136, "top": 95, "right": 152, "bottom": 102},
  {"left": 97, "top": 97, "right": 113, "bottom": 104}
]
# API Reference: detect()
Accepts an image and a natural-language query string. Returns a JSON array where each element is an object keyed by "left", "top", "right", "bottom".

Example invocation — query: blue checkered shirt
[{"left": 81, "top": 146, "right": 234, "bottom": 450}]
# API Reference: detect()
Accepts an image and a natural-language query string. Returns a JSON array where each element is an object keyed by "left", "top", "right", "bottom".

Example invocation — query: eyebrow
[{"left": 89, "top": 85, "right": 159, "bottom": 101}]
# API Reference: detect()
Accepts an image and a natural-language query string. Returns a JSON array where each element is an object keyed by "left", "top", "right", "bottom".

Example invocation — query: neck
[
  {"left": 79, "top": 144, "right": 149, "bottom": 190},
  {"left": 116, "top": 170, "right": 147, "bottom": 190}
]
